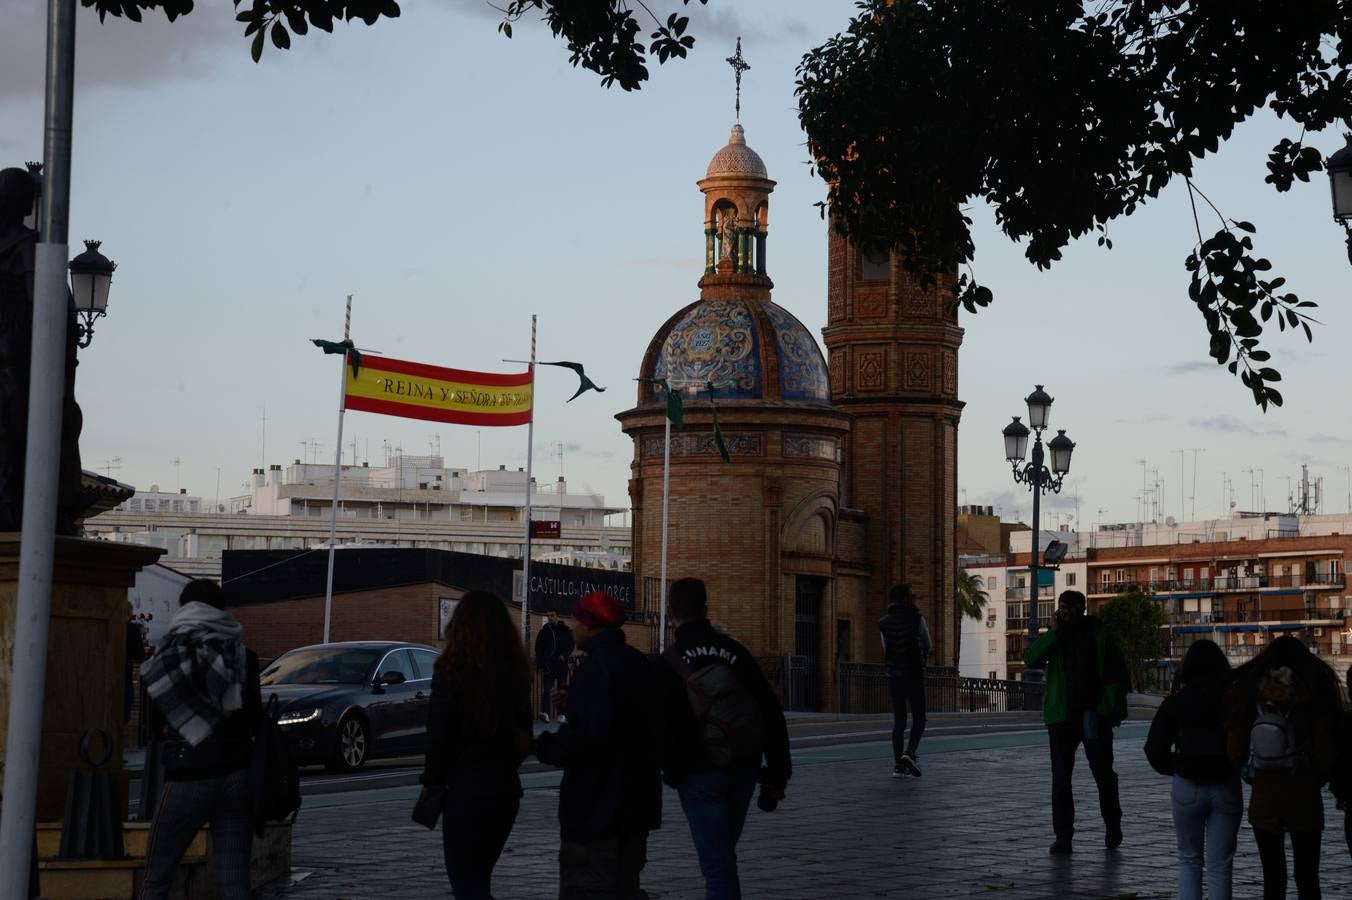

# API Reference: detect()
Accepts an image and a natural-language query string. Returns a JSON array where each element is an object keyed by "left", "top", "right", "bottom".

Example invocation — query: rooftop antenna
[
  {"left": 100, "top": 456, "right": 122, "bottom": 477},
  {"left": 1188, "top": 448, "right": 1205, "bottom": 521},
  {"left": 726, "top": 37, "right": 750, "bottom": 122},
  {"left": 260, "top": 405, "right": 267, "bottom": 470},
  {"left": 170, "top": 457, "right": 182, "bottom": 493}
]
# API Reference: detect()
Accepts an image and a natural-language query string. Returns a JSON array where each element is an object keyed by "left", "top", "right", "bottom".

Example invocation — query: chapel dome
[
  {"left": 706, "top": 124, "right": 768, "bottom": 179},
  {"left": 641, "top": 296, "right": 829, "bottom": 406}
]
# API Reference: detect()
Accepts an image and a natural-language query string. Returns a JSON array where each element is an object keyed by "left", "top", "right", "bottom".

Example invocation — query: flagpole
[
  {"left": 659, "top": 409, "right": 671, "bottom": 652},
  {"left": 322, "top": 295, "right": 351, "bottom": 643},
  {"left": 521, "top": 314, "right": 537, "bottom": 651}
]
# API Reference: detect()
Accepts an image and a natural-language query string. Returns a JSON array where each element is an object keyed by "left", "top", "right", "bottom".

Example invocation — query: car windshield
[{"left": 261, "top": 647, "right": 382, "bottom": 686}]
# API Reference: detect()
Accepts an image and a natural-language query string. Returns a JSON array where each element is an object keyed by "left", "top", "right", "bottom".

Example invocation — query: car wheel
[{"left": 329, "top": 715, "right": 369, "bottom": 772}]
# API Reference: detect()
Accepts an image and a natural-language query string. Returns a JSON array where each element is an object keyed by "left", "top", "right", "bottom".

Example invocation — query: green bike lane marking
[{"left": 792, "top": 721, "right": 1151, "bottom": 766}]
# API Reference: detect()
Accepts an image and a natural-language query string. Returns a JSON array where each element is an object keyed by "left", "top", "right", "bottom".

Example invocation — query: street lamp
[
  {"left": 1327, "top": 134, "right": 1352, "bottom": 221},
  {"left": 22, "top": 161, "right": 42, "bottom": 231},
  {"left": 67, "top": 239, "right": 115, "bottom": 348},
  {"left": 1004, "top": 385, "right": 1076, "bottom": 684}
]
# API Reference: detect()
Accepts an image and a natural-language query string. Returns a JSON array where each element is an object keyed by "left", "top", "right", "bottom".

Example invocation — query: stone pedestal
[{"left": 0, "top": 534, "right": 163, "bottom": 820}]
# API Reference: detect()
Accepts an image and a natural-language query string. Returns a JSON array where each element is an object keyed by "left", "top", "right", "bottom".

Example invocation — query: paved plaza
[{"left": 257, "top": 716, "right": 1352, "bottom": 899}]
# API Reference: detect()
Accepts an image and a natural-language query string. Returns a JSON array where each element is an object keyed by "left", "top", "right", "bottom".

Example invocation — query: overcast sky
[{"left": 2, "top": 0, "right": 1348, "bottom": 528}]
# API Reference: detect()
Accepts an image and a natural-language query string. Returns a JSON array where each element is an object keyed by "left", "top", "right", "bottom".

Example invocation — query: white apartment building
[{"left": 88, "top": 456, "right": 630, "bottom": 579}]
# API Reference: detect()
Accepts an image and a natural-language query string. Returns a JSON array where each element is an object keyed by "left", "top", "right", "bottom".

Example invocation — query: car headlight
[{"left": 277, "top": 708, "right": 321, "bottom": 726}]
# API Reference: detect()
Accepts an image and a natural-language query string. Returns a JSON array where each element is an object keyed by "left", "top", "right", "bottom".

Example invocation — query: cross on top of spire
[{"left": 726, "top": 37, "right": 750, "bottom": 122}]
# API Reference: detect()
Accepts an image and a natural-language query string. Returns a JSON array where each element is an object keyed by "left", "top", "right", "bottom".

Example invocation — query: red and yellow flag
[{"left": 344, "top": 354, "right": 532, "bottom": 426}]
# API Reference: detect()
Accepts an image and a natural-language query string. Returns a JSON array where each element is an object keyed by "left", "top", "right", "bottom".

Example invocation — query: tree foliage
[
  {"left": 86, "top": 1, "right": 1352, "bottom": 406},
  {"left": 956, "top": 569, "right": 989, "bottom": 621},
  {"left": 796, "top": 0, "right": 1352, "bottom": 410},
  {"left": 1096, "top": 590, "right": 1166, "bottom": 691}
]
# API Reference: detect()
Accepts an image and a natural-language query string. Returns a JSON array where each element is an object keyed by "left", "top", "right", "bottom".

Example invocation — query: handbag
[{"left": 411, "top": 785, "right": 446, "bottom": 829}]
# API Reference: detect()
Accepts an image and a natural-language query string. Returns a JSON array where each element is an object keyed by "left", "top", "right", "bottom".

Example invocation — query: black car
[{"left": 261, "top": 640, "right": 441, "bottom": 771}]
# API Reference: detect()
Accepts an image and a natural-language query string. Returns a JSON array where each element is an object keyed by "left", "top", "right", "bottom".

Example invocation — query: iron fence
[{"left": 836, "top": 662, "right": 1043, "bottom": 714}]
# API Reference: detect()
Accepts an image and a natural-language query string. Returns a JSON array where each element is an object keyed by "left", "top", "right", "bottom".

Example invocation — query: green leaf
[
  {"left": 271, "top": 20, "right": 290, "bottom": 49},
  {"left": 250, "top": 27, "right": 265, "bottom": 62}
]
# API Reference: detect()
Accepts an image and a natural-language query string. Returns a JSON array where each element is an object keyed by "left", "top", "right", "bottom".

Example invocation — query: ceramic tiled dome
[{"left": 706, "top": 124, "right": 768, "bottom": 179}]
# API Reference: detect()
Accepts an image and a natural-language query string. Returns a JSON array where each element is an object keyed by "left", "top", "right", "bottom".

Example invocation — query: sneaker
[
  {"left": 900, "top": 754, "right": 922, "bottom": 778},
  {"left": 1049, "top": 838, "right": 1073, "bottom": 855},
  {"left": 556, "top": 714, "right": 568, "bottom": 724},
  {"left": 538, "top": 713, "right": 551, "bottom": 723},
  {"left": 891, "top": 764, "right": 907, "bottom": 779},
  {"left": 1105, "top": 822, "right": 1123, "bottom": 850}
]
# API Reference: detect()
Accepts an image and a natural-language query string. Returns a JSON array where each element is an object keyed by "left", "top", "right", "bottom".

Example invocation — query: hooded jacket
[
  {"left": 534, "top": 627, "right": 662, "bottom": 842},
  {"left": 1023, "top": 616, "right": 1129, "bottom": 727},
  {"left": 654, "top": 619, "right": 792, "bottom": 790},
  {"left": 878, "top": 602, "right": 932, "bottom": 674}
]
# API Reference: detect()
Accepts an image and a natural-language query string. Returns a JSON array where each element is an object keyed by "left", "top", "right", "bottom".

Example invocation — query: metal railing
[
  {"left": 836, "top": 663, "right": 1042, "bottom": 715},
  {"left": 1095, "top": 572, "right": 1346, "bottom": 595}
]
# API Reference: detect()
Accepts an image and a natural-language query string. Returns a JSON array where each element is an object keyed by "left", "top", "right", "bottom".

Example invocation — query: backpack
[
  {"left": 247, "top": 695, "right": 301, "bottom": 835},
  {"left": 1248, "top": 702, "right": 1300, "bottom": 773},
  {"left": 664, "top": 646, "right": 763, "bottom": 769}
]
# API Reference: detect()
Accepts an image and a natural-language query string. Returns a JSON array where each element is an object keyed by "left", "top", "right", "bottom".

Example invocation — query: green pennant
[
  {"left": 636, "top": 377, "right": 684, "bottom": 430},
  {"left": 705, "top": 381, "right": 731, "bottom": 463},
  {"left": 539, "top": 360, "right": 607, "bottom": 402},
  {"left": 312, "top": 338, "right": 362, "bottom": 377}
]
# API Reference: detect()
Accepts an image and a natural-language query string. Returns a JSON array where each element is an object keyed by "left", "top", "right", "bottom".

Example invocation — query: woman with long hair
[
  {"left": 1227, "top": 635, "right": 1341, "bottom": 900},
  {"left": 420, "top": 591, "right": 533, "bottom": 899},
  {"left": 1145, "top": 639, "right": 1240, "bottom": 900}
]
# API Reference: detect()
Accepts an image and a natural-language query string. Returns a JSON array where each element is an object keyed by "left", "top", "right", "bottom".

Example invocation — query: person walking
[
  {"left": 1227, "top": 635, "right": 1341, "bottom": 900},
  {"left": 419, "top": 591, "right": 533, "bottom": 899},
  {"left": 878, "top": 583, "right": 932, "bottom": 778},
  {"left": 655, "top": 577, "right": 791, "bottom": 900},
  {"left": 138, "top": 580, "right": 261, "bottom": 900},
  {"left": 535, "top": 608, "right": 575, "bottom": 722},
  {"left": 535, "top": 591, "right": 660, "bottom": 899},
  {"left": 1144, "top": 640, "right": 1241, "bottom": 900},
  {"left": 1330, "top": 667, "right": 1352, "bottom": 859},
  {"left": 1024, "top": 589, "right": 1129, "bottom": 854}
]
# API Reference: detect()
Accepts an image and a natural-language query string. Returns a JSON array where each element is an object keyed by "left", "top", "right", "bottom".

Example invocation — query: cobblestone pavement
[{"left": 262, "top": 722, "right": 1352, "bottom": 899}]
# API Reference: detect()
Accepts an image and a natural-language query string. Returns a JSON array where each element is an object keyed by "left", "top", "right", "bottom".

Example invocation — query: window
[
  {"left": 988, "top": 576, "right": 997, "bottom": 591},
  {"left": 410, "top": 649, "right": 440, "bottom": 681},
  {"left": 376, "top": 650, "right": 416, "bottom": 683},
  {"left": 860, "top": 246, "right": 889, "bottom": 280},
  {"left": 1115, "top": 568, "right": 1125, "bottom": 583},
  {"left": 987, "top": 639, "right": 997, "bottom": 652},
  {"left": 1101, "top": 571, "right": 1110, "bottom": 586},
  {"left": 1066, "top": 572, "right": 1077, "bottom": 586},
  {"left": 989, "top": 670, "right": 998, "bottom": 680}
]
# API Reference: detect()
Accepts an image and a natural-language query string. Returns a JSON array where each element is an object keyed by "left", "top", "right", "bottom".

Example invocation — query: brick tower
[
  {"left": 822, "top": 242, "right": 965, "bottom": 666},
  {"left": 617, "top": 75, "right": 852, "bottom": 704}
]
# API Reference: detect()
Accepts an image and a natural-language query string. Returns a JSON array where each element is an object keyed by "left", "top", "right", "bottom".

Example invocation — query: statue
[
  {"left": 0, "top": 166, "right": 84, "bottom": 534},
  {"left": 719, "top": 207, "right": 738, "bottom": 261}
]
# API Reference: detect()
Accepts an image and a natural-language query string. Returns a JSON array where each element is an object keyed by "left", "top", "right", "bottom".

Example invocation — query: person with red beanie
[{"left": 534, "top": 591, "right": 661, "bottom": 899}]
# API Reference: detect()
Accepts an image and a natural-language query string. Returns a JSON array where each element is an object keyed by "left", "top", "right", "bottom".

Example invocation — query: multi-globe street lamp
[{"left": 1002, "top": 385, "right": 1076, "bottom": 683}]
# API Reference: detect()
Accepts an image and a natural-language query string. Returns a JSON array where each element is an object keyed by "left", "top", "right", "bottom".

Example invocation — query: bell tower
[{"left": 823, "top": 238, "right": 964, "bottom": 665}]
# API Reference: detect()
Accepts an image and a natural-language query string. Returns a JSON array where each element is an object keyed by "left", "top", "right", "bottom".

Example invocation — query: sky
[{"left": 2, "top": 0, "right": 1349, "bottom": 529}]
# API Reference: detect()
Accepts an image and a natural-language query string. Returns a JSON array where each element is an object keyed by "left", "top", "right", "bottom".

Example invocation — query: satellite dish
[{"left": 1166, "top": 516, "right": 1177, "bottom": 526}]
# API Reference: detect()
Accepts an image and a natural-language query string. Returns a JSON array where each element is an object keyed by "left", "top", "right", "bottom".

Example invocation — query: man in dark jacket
[
  {"left": 535, "top": 591, "right": 660, "bottom": 899},
  {"left": 878, "top": 583, "right": 932, "bottom": 778},
  {"left": 139, "top": 579, "right": 261, "bottom": 900},
  {"left": 1024, "top": 589, "right": 1129, "bottom": 855},
  {"left": 535, "top": 608, "right": 575, "bottom": 722},
  {"left": 655, "top": 577, "right": 790, "bottom": 900}
]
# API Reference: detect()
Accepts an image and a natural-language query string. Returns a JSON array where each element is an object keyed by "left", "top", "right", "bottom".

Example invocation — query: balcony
[
  {"left": 1095, "top": 572, "right": 1346, "bottom": 595},
  {"left": 1169, "top": 612, "right": 1214, "bottom": 625}
]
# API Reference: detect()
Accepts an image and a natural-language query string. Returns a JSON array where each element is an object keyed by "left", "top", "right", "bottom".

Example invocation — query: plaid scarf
[{"left": 140, "top": 602, "right": 246, "bottom": 747}]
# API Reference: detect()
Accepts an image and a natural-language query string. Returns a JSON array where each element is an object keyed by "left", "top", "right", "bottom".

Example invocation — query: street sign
[{"left": 531, "top": 519, "right": 561, "bottom": 539}]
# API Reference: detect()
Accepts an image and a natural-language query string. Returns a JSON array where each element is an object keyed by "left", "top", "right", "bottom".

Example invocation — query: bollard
[{"left": 58, "top": 729, "right": 125, "bottom": 859}]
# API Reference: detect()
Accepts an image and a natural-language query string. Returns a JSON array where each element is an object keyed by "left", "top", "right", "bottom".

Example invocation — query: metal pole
[
  {"left": 659, "top": 412, "right": 672, "bottom": 652},
  {"left": 1025, "top": 436, "right": 1044, "bottom": 687},
  {"left": 0, "top": 1, "right": 76, "bottom": 891},
  {"left": 520, "top": 315, "right": 537, "bottom": 651},
  {"left": 321, "top": 295, "right": 351, "bottom": 644}
]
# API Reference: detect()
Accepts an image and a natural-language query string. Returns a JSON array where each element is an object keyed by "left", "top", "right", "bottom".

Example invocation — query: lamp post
[
  {"left": 1326, "top": 134, "right": 1352, "bottom": 222},
  {"left": 68, "top": 239, "right": 115, "bottom": 347},
  {"left": 1003, "top": 385, "right": 1076, "bottom": 684}
]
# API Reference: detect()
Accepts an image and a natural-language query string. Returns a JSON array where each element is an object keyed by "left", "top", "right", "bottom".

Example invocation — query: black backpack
[
  {"left": 664, "top": 646, "right": 763, "bottom": 769},
  {"left": 247, "top": 695, "right": 301, "bottom": 835}
]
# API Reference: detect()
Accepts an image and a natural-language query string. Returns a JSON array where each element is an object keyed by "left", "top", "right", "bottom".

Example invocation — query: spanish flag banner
[{"left": 344, "top": 354, "right": 533, "bottom": 426}]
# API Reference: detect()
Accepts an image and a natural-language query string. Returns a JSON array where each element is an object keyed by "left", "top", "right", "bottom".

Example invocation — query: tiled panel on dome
[
  {"left": 651, "top": 299, "right": 762, "bottom": 400},
  {"left": 762, "top": 302, "right": 830, "bottom": 403}
]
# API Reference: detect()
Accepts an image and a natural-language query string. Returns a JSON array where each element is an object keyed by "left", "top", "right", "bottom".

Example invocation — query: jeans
[
  {"left": 1047, "top": 717, "right": 1120, "bottom": 841},
  {"left": 1253, "top": 827, "right": 1322, "bottom": 900},
  {"left": 541, "top": 669, "right": 556, "bottom": 717},
  {"left": 138, "top": 769, "right": 252, "bottom": 900},
  {"left": 1171, "top": 775, "right": 1242, "bottom": 900},
  {"left": 558, "top": 832, "right": 649, "bottom": 899},
  {"left": 442, "top": 790, "right": 519, "bottom": 899},
  {"left": 677, "top": 769, "right": 758, "bottom": 900},
  {"left": 888, "top": 673, "right": 926, "bottom": 762}
]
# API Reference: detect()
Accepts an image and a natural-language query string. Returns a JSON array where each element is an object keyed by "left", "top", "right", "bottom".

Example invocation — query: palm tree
[{"left": 956, "top": 569, "right": 989, "bottom": 621}]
